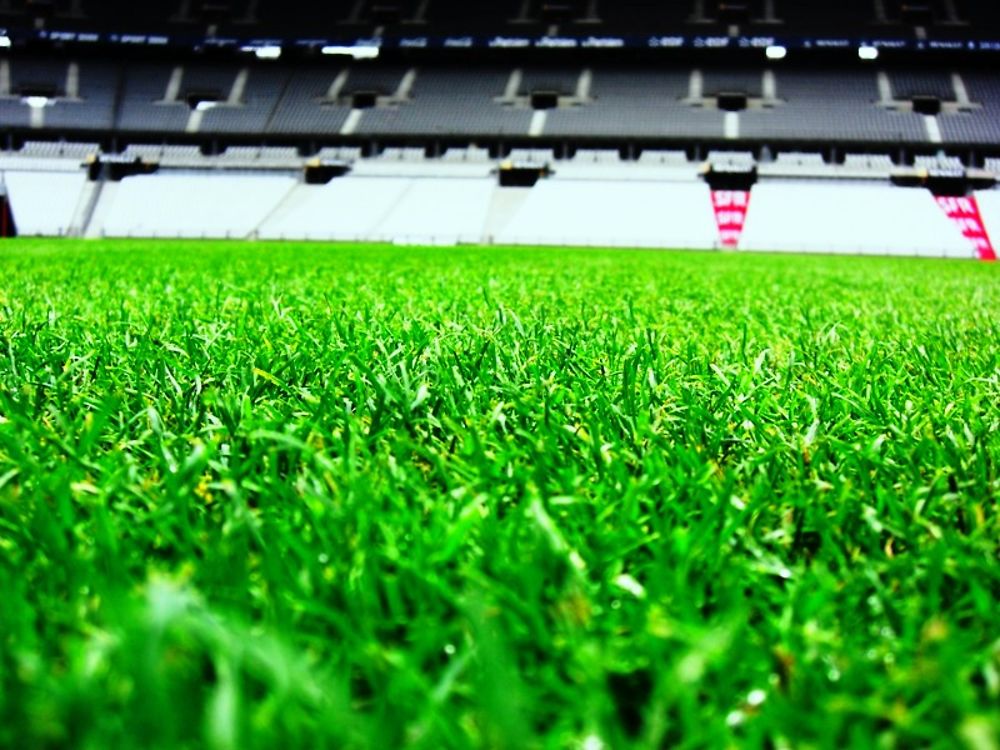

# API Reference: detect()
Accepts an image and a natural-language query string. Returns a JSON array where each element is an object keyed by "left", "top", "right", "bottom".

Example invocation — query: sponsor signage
[
  {"left": 581, "top": 36, "right": 626, "bottom": 48},
  {"left": 648, "top": 36, "right": 685, "bottom": 48},
  {"left": 488, "top": 36, "right": 532, "bottom": 48},
  {"left": 738, "top": 36, "right": 778, "bottom": 48},
  {"left": 7, "top": 27, "right": 1000, "bottom": 53},
  {"left": 936, "top": 195, "right": 997, "bottom": 261},
  {"left": 807, "top": 38, "right": 852, "bottom": 48},
  {"left": 711, "top": 191, "right": 751, "bottom": 249},
  {"left": 693, "top": 36, "right": 732, "bottom": 48},
  {"left": 535, "top": 36, "right": 579, "bottom": 48}
]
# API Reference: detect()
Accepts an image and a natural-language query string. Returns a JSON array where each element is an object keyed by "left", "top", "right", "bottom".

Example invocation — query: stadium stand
[
  {"left": 4, "top": 0, "right": 997, "bottom": 39},
  {"left": 0, "top": 0, "right": 998, "bottom": 256},
  {"left": 265, "top": 68, "right": 354, "bottom": 136},
  {"left": 18, "top": 140, "right": 100, "bottom": 158},
  {"left": 358, "top": 67, "right": 535, "bottom": 137},
  {"left": 937, "top": 72, "right": 1000, "bottom": 145},
  {"left": 116, "top": 64, "right": 193, "bottom": 134},
  {"left": 1, "top": 138, "right": 996, "bottom": 256},
  {"left": 2, "top": 0, "right": 1000, "bottom": 40},
  {"left": 4, "top": 55, "right": 1000, "bottom": 147}
]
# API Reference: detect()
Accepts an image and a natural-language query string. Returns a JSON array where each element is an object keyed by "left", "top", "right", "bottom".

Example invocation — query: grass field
[{"left": 0, "top": 239, "right": 998, "bottom": 750}]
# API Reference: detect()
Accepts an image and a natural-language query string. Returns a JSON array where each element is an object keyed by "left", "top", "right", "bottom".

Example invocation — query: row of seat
[
  {"left": 0, "top": 141, "right": 988, "bottom": 184},
  {"left": 2, "top": 59, "right": 1000, "bottom": 144}
]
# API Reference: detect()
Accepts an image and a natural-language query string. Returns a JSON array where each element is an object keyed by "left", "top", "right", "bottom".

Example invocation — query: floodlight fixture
[
  {"left": 23, "top": 96, "right": 51, "bottom": 109},
  {"left": 241, "top": 44, "right": 282, "bottom": 60},
  {"left": 765, "top": 45, "right": 787, "bottom": 60},
  {"left": 858, "top": 45, "right": 879, "bottom": 60},
  {"left": 195, "top": 100, "right": 219, "bottom": 112},
  {"left": 0, "top": 35, "right": 12, "bottom": 48},
  {"left": 322, "top": 44, "right": 381, "bottom": 59}
]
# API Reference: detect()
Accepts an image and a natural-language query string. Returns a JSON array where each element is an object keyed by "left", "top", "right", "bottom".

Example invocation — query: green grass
[{"left": 0, "top": 239, "right": 998, "bottom": 750}]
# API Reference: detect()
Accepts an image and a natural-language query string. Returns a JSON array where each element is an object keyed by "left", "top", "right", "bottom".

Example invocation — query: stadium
[{"left": 0, "top": 0, "right": 998, "bottom": 748}]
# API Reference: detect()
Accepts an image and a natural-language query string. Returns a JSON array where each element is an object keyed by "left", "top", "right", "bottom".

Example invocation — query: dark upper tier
[{"left": 1, "top": 0, "right": 998, "bottom": 41}]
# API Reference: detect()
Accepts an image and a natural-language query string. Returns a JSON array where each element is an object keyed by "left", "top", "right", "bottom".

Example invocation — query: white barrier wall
[
  {"left": 258, "top": 177, "right": 495, "bottom": 243},
  {"left": 740, "top": 181, "right": 974, "bottom": 258},
  {"left": 376, "top": 179, "right": 496, "bottom": 244},
  {"left": 494, "top": 180, "right": 719, "bottom": 249},
  {"left": 974, "top": 190, "right": 1000, "bottom": 248},
  {"left": 100, "top": 174, "right": 296, "bottom": 239},
  {"left": 6, "top": 164, "right": 995, "bottom": 259},
  {"left": 258, "top": 179, "right": 412, "bottom": 241},
  {"left": 3, "top": 170, "right": 88, "bottom": 236}
]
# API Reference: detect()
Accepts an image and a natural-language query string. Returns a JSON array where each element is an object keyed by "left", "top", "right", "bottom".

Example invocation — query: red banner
[
  {"left": 711, "top": 190, "right": 750, "bottom": 249},
  {"left": 935, "top": 195, "right": 997, "bottom": 261}
]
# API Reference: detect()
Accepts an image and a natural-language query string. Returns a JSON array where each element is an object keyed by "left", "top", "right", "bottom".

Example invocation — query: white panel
[
  {"left": 375, "top": 178, "right": 495, "bottom": 244},
  {"left": 85, "top": 181, "right": 119, "bottom": 239},
  {"left": 257, "top": 178, "right": 411, "bottom": 241},
  {"left": 3, "top": 170, "right": 88, "bottom": 236},
  {"left": 494, "top": 180, "right": 718, "bottom": 249},
  {"left": 740, "top": 182, "right": 973, "bottom": 257},
  {"left": 260, "top": 177, "right": 495, "bottom": 244},
  {"left": 973, "top": 190, "right": 1000, "bottom": 249},
  {"left": 5, "top": 161, "right": 981, "bottom": 258},
  {"left": 99, "top": 174, "right": 295, "bottom": 239}
]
